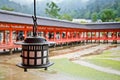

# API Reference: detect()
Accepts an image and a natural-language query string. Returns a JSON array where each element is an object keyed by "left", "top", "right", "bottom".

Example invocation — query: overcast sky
[{"left": 10, "top": 0, "right": 89, "bottom": 4}]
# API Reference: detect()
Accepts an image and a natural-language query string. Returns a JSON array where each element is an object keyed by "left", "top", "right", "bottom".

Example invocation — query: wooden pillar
[
  {"left": 103, "top": 32, "right": 107, "bottom": 44},
  {"left": 86, "top": 32, "right": 88, "bottom": 43},
  {"left": 24, "top": 30, "right": 27, "bottom": 39},
  {"left": 70, "top": 32, "right": 73, "bottom": 42},
  {"left": 115, "top": 32, "right": 117, "bottom": 43},
  {"left": 94, "top": 32, "right": 96, "bottom": 43},
  {"left": 106, "top": 32, "right": 108, "bottom": 43},
  {"left": 0, "top": 32, "right": 2, "bottom": 44},
  {"left": 9, "top": 30, "right": 13, "bottom": 44},
  {"left": 113, "top": 32, "right": 117, "bottom": 44},
  {"left": 76, "top": 32, "right": 79, "bottom": 42},
  {"left": 3, "top": 31, "right": 5, "bottom": 44},
  {"left": 112, "top": 32, "right": 115, "bottom": 43},
  {"left": 24, "top": 26, "right": 27, "bottom": 39},
  {"left": 60, "top": 31, "right": 63, "bottom": 42},
  {"left": 45, "top": 31, "right": 48, "bottom": 41},
  {"left": 16, "top": 31, "right": 18, "bottom": 41},
  {"left": 117, "top": 32, "right": 119, "bottom": 42},
  {"left": 91, "top": 32, "right": 92, "bottom": 43},
  {"left": 66, "top": 31, "right": 69, "bottom": 45},
  {"left": 79, "top": 32, "right": 82, "bottom": 43},
  {"left": 83, "top": 32, "right": 85, "bottom": 43},
  {"left": 74, "top": 32, "right": 76, "bottom": 40},
  {"left": 66, "top": 31, "right": 68, "bottom": 41},
  {"left": 54, "top": 31, "right": 56, "bottom": 42},
  {"left": 103, "top": 32, "right": 105, "bottom": 43},
  {"left": 98, "top": 32, "right": 100, "bottom": 43}
]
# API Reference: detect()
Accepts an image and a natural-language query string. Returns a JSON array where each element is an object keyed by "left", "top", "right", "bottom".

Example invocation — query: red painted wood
[{"left": 0, "top": 22, "right": 120, "bottom": 50}]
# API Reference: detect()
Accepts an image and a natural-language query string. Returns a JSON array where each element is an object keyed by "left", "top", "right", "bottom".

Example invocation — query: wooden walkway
[{"left": 0, "top": 43, "right": 21, "bottom": 55}]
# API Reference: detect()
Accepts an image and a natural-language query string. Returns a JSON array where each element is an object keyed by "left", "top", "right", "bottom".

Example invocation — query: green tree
[
  {"left": 1, "top": 5, "right": 14, "bottom": 11},
  {"left": 45, "top": 1, "right": 61, "bottom": 18},
  {"left": 91, "top": 12, "right": 98, "bottom": 22},
  {"left": 100, "top": 9, "right": 116, "bottom": 22},
  {"left": 84, "top": 11, "right": 91, "bottom": 19},
  {"left": 59, "top": 14, "right": 73, "bottom": 21},
  {"left": 115, "top": 17, "right": 120, "bottom": 22}
]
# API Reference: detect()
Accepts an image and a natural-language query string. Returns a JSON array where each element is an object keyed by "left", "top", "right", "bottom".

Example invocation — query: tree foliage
[
  {"left": 91, "top": 12, "right": 98, "bottom": 22},
  {"left": 100, "top": 9, "right": 116, "bottom": 22},
  {"left": 0, "top": 0, "right": 120, "bottom": 22},
  {"left": 0, "top": 0, "right": 32, "bottom": 14},
  {"left": 45, "top": 1, "right": 61, "bottom": 18},
  {"left": 1, "top": 5, "right": 14, "bottom": 11},
  {"left": 59, "top": 14, "right": 73, "bottom": 21},
  {"left": 115, "top": 17, "right": 120, "bottom": 22}
]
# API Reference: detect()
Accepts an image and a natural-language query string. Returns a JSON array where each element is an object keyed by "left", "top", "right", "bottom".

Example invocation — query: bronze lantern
[
  {"left": 16, "top": 37, "right": 54, "bottom": 72},
  {"left": 15, "top": 0, "right": 54, "bottom": 72}
]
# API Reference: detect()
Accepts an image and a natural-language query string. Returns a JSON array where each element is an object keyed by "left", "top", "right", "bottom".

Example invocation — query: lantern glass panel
[
  {"left": 29, "top": 59, "right": 34, "bottom": 65},
  {"left": 24, "top": 51, "right": 27, "bottom": 57},
  {"left": 43, "top": 58, "right": 47, "bottom": 64},
  {"left": 37, "top": 51, "right": 41, "bottom": 57},
  {"left": 44, "top": 51, "right": 47, "bottom": 56},
  {"left": 23, "top": 59, "right": 27, "bottom": 65},
  {"left": 29, "top": 51, "right": 35, "bottom": 57},
  {"left": 37, "top": 59, "right": 41, "bottom": 65}
]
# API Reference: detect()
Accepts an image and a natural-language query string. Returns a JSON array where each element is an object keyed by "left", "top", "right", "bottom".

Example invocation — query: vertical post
[
  {"left": 9, "top": 30, "right": 13, "bottom": 44},
  {"left": 66, "top": 31, "right": 68, "bottom": 46},
  {"left": 76, "top": 32, "right": 78, "bottom": 42},
  {"left": 72, "top": 32, "right": 73, "bottom": 41},
  {"left": 54, "top": 31, "right": 56, "bottom": 42},
  {"left": 79, "top": 32, "right": 82, "bottom": 43},
  {"left": 66, "top": 31, "right": 68, "bottom": 41},
  {"left": 112, "top": 32, "right": 115, "bottom": 43},
  {"left": 86, "top": 32, "right": 88, "bottom": 43},
  {"left": 106, "top": 32, "right": 108, "bottom": 43},
  {"left": 99, "top": 32, "right": 100, "bottom": 43},
  {"left": 45, "top": 31, "right": 48, "bottom": 41},
  {"left": 83, "top": 32, "right": 85, "bottom": 43},
  {"left": 94, "top": 32, "right": 96, "bottom": 43},
  {"left": 3, "top": 31, "right": 5, "bottom": 44},
  {"left": 33, "top": 0, "right": 37, "bottom": 37},
  {"left": 60, "top": 31, "right": 63, "bottom": 46},
  {"left": 24, "top": 26, "right": 27, "bottom": 39},
  {"left": 24, "top": 30, "right": 27, "bottom": 39},
  {"left": 91, "top": 32, "right": 92, "bottom": 43}
]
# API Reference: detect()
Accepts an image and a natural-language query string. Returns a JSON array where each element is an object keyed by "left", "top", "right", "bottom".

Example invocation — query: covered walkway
[{"left": 0, "top": 10, "right": 120, "bottom": 53}]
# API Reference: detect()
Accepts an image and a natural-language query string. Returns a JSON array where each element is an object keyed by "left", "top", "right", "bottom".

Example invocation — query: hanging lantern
[
  {"left": 16, "top": 37, "right": 54, "bottom": 72},
  {"left": 15, "top": 0, "right": 54, "bottom": 72}
]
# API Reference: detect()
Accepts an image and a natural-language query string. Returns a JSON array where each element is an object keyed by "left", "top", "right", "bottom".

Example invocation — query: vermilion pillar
[
  {"left": 91, "top": 32, "right": 92, "bottom": 43},
  {"left": 106, "top": 32, "right": 108, "bottom": 43},
  {"left": 76, "top": 32, "right": 79, "bottom": 41},
  {"left": 70, "top": 32, "right": 73, "bottom": 42},
  {"left": 94, "top": 32, "right": 96, "bottom": 43},
  {"left": 86, "top": 32, "right": 88, "bottom": 43},
  {"left": 103, "top": 32, "right": 105, "bottom": 43},
  {"left": 113, "top": 32, "right": 117, "bottom": 44},
  {"left": 79, "top": 32, "right": 82, "bottom": 42},
  {"left": 66, "top": 31, "right": 68, "bottom": 42},
  {"left": 24, "top": 30, "right": 27, "bottom": 39},
  {"left": 60, "top": 31, "right": 63, "bottom": 42},
  {"left": 9, "top": 30, "right": 13, "bottom": 44},
  {"left": 83, "top": 32, "right": 85, "bottom": 43},
  {"left": 54, "top": 31, "right": 56, "bottom": 41},
  {"left": 45, "top": 31, "right": 48, "bottom": 41},
  {"left": 3, "top": 31, "right": 5, "bottom": 44},
  {"left": 98, "top": 32, "right": 100, "bottom": 43}
]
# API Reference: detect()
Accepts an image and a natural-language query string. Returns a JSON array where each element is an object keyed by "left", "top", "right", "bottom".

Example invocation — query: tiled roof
[{"left": 0, "top": 10, "right": 120, "bottom": 29}]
